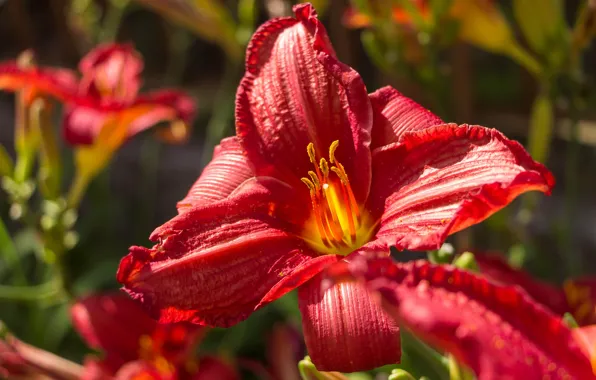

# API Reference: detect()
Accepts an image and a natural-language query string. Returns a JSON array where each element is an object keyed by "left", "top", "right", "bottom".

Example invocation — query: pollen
[{"left": 300, "top": 141, "right": 374, "bottom": 255}]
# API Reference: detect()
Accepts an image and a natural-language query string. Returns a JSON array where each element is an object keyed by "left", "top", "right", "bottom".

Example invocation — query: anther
[
  {"left": 307, "top": 142, "right": 317, "bottom": 164},
  {"left": 308, "top": 171, "right": 320, "bottom": 188},
  {"left": 301, "top": 177, "right": 315, "bottom": 191},
  {"left": 329, "top": 140, "right": 339, "bottom": 163},
  {"left": 319, "top": 158, "right": 329, "bottom": 179}
]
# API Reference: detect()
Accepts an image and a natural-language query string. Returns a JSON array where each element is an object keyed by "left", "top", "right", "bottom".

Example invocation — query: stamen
[
  {"left": 319, "top": 158, "right": 329, "bottom": 180},
  {"left": 308, "top": 171, "right": 320, "bottom": 189},
  {"left": 301, "top": 139, "right": 365, "bottom": 252},
  {"left": 307, "top": 142, "right": 317, "bottom": 164},
  {"left": 329, "top": 140, "right": 339, "bottom": 163}
]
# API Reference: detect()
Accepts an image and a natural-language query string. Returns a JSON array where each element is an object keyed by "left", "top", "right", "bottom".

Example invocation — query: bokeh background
[{"left": 0, "top": 0, "right": 595, "bottom": 377}]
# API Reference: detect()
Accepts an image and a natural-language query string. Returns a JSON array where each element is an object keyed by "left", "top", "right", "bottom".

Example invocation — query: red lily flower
[
  {"left": 117, "top": 3, "right": 553, "bottom": 372},
  {"left": 335, "top": 254, "right": 596, "bottom": 379},
  {"left": 0, "top": 43, "right": 195, "bottom": 146},
  {"left": 71, "top": 294, "right": 238, "bottom": 379},
  {"left": 475, "top": 252, "right": 596, "bottom": 326}
]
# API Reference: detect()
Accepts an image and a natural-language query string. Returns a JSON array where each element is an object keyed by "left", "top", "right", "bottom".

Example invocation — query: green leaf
[{"left": 0, "top": 216, "right": 27, "bottom": 285}]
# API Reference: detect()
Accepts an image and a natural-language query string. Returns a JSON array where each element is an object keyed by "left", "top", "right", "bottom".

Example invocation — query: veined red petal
[
  {"left": 71, "top": 294, "right": 157, "bottom": 364},
  {"left": 118, "top": 177, "right": 333, "bottom": 327},
  {"left": 79, "top": 43, "right": 143, "bottom": 103},
  {"left": 475, "top": 253, "right": 570, "bottom": 316},
  {"left": 0, "top": 62, "right": 79, "bottom": 101},
  {"left": 369, "top": 124, "right": 555, "bottom": 250},
  {"left": 347, "top": 257, "right": 595, "bottom": 379},
  {"left": 368, "top": 86, "right": 442, "bottom": 149},
  {"left": 298, "top": 260, "right": 401, "bottom": 372},
  {"left": 236, "top": 3, "right": 372, "bottom": 202},
  {"left": 177, "top": 137, "right": 254, "bottom": 212}
]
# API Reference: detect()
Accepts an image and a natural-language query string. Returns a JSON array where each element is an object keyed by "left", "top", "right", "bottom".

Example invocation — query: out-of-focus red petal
[
  {"left": 0, "top": 62, "right": 79, "bottom": 101},
  {"left": 79, "top": 43, "right": 143, "bottom": 103},
  {"left": 177, "top": 137, "right": 254, "bottom": 212},
  {"left": 236, "top": 3, "right": 372, "bottom": 202},
  {"left": 475, "top": 253, "right": 569, "bottom": 316},
  {"left": 118, "top": 177, "right": 337, "bottom": 327},
  {"left": 298, "top": 260, "right": 401, "bottom": 372},
  {"left": 348, "top": 257, "right": 595, "bottom": 379},
  {"left": 63, "top": 90, "right": 196, "bottom": 146},
  {"left": 368, "top": 86, "right": 442, "bottom": 149},
  {"left": 369, "top": 124, "right": 555, "bottom": 250},
  {"left": 131, "top": 90, "right": 196, "bottom": 136},
  {"left": 193, "top": 356, "right": 239, "bottom": 380},
  {"left": 71, "top": 294, "right": 157, "bottom": 364}
]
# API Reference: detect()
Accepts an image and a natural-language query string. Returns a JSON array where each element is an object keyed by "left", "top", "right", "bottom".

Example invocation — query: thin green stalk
[
  {"left": 66, "top": 172, "right": 91, "bottom": 209},
  {"left": 562, "top": 99, "right": 582, "bottom": 276},
  {"left": 401, "top": 328, "right": 449, "bottom": 380},
  {"left": 98, "top": 0, "right": 129, "bottom": 43},
  {"left": 0, "top": 280, "right": 61, "bottom": 302},
  {"left": 0, "top": 217, "right": 27, "bottom": 285}
]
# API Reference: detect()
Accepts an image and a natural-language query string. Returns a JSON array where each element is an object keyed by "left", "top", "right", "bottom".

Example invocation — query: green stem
[
  {"left": 0, "top": 280, "right": 61, "bottom": 302},
  {"left": 562, "top": 99, "right": 582, "bottom": 276},
  {"left": 505, "top": 43, "right": 542, "bottom": 78},
  {"left": 401, "top": 328, "right": 449, "bottom": 380},
  {"left": 66, "top": 173, "right": 91, "bottom": 209},
  {"left": 98, "top": 0, "right": 129, "bottom": 43},
  {"left": 0, "top": 217, "right": 27, "bottom": 285}
]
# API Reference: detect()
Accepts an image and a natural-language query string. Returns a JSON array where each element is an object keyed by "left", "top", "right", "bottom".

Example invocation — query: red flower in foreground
[
  {"left": 71, "top": 294, "right": 238, "bottom": 379},
  {"left": 118, "top": 3, "right": 553, "bottom": 372},
  {"left": 336, "top": 254, "right": 596, "bottom": 379},
  {"left": 0, "top": 43, "right": 195, "bottom": 146},
  {"left": 475, "top": 252, "right": 596, "bottom": 326}
]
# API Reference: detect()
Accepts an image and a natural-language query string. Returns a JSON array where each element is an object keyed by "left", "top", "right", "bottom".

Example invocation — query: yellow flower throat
[{"left": 300, "top": 141, "right": 374, "bottom": 256}]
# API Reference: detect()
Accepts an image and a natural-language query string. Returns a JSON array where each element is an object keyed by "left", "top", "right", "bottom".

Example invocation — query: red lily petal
[
  {"left": 0, "top": 62, "right": 79, "bottom": 102},
  {"left": 369, "top": 124, "right": 555, "bottom": 250},
  {"left": 368, "top": 86, "right": 442, "bottom": 149},
  {"left": 118, "top": 177, "right": 336, "bottom": 327},
  {"left": 348, "top": 256, "right": 595, "bottom": 379},
  {"left": 71, "top": 294, "right": 157, "bottom": 366},
  {"left": 194, "top": 356, "right": 239, "bottom": 380},
  {"left": 79, "top": 43, "right": 143, "bottom": 103},
  {"left": 298, "top": 260, "right": 401, "bottom": 372},
  {"left": 177, "top": 137, "right": 254, "bottom": 212},
  {"left": 474, "top": 253, "right": 569, "bottom": 316},
  {"left": 236, "top": 3, "right": 372, "bottom": 202},
  {"left": 63, "top": 90, "right": 196, "bottom": 146}
]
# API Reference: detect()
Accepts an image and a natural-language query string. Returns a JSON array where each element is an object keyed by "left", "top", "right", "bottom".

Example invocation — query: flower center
[{"left": 300, "top": 141, "right": 374, "bottom": 256}]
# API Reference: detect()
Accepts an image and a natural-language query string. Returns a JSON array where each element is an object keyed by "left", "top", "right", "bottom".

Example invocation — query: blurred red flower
[
  {"left": 0, "top": 43, "right": 195, "bottom": 147},
  {"left": 71, "top": 294, "right": 238, "bottom": 379},
  {"left": 334, "top": 254, "right": 596, "bottom": 379},
  {"left": 118, "top": 3, "right": 553, "bottom": 372}
]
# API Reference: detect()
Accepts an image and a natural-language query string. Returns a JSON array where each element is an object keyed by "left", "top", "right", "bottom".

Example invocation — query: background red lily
[
  {"left": 0, "top": 43, "right": 195, "bottom": 147},
  {"left": 118, "top": 3, "right": 553, "bottom": 372},
  {"left": 70, "top": 294, "right": 238, "bottom": 379},
  {"left": 335, "top": 254, "right": 596, "bottom": 379}
]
